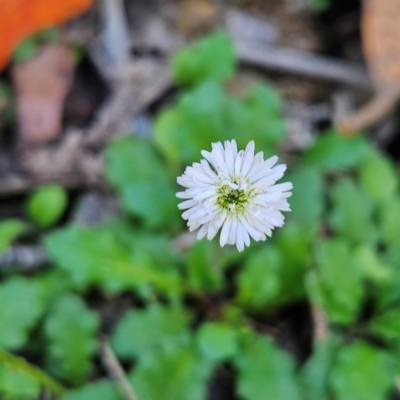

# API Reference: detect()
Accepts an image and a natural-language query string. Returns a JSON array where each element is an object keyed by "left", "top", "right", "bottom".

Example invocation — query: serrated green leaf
[
  {"left": 287, "top": 167, "right": 324, "bottom": 222},
  {"left": 243, "top": 84, "right": 285, "bottom": 146},
  {"left": 26, "top": 184, "right": 68, "bottom": 228},
  {"left": 130, "top": 344, "right": 213, "bottom": 400},
  {"left": 307, "top": 239, "right": 364, "bottom": 325},
  {"left": 112, "top": 303, "right": 191, "bottom": 360},
  {"left": 0, "top": 348, "right": 64, "bottom": 396},
  {"left": 235, "top": 333, "right": 300, "bottom": 400},
  {"left": 45, "top": 224, "right": 181, "bottom": 294},
  {"left": 299, "top": 335, "right": 341, "bottom": 400},
  {"left": 34, "top": 269, "right": 74, "bottom": 308},
  {"left": 196, "top": 322, "right": 238, "bottom": 361},
  {"left": 330, "top": 342, "right": 394, "bottom": 400},
  {"left": 358, "top": 149, "right": 398, "bottom": 203},
  {"left": 172, "top": 32, "right": 235, "bottom": 86},
  {"left": 13, "top": 37, "right": 38, "bottom": 63},
  {"left": 368, "top": 307, "right": 400, "bottom": 340},
  {"left": 105, "top": 136, "right": 180, "bottom": 228},
  {"left": 0, "top": 363, "right": 40, "bottom": 399},
  {"left": 245, "top": 83, "right": 282, "bottom": 116},
  {"left": 44, "top": 295, "right": 99, "bottom": 385},
  {"left": 310, "top": 0, "right": 331, "bottom": 12},
  {"left": 236, "top": 246, "right": 282, "bottom": 309},
  {"left": 378, "top": 197, "right": 400, "bottom": 246},
  {"left": 302, "top": 130, "right": 368, "bottom": 171},
  {"left": 329, "top": 178, "right": 377, "bottom": 245},
  {"left": 0, "top": 80, "right": 14, "bottom": 124},
  {"left": 352, "top": 245, "right": 392, "bottom": 283},
  {"left": 155, "top": 80, "right": 285, "bottom": 169},
  {"left": 0, "top": 219, "right": 27, "bottom": 253},
  {"left": 374, "top": 245, "right": 400, "bottom": 310},
  {"left": 179, "top": 81, "right": 226, "bottom": 146},
  {"left": 186, "top": 239, "right": 237, "bottom": 292},
  {"left": 273, "top": 221, "right": 315, "bottom": 304},
  {"left": 61, "top": 380, "right": 122, "bottom": 400},
  {"left": 153, "top": 108, "right": 185, "bottom": 173},
  {"left": 0, "top": 277, "right": 45, "bottom": 350}
]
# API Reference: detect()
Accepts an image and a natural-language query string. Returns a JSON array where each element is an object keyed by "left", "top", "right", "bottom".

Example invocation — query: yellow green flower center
[{"left": 217, "top": 184, "right": 248, "bottom": 214}]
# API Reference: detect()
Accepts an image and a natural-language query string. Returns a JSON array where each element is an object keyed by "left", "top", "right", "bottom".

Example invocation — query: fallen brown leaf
[
  {"left": 12, "top": 44, "right": 75, "bottom": 143},
  {"left": 339, "top": 0, "right": 400, "bottom": 135}
]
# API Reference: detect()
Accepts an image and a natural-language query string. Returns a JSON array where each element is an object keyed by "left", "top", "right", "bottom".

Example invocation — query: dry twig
[
  {"left": 311, "top": 304, "right": 329, "bottom": 341},
  {"left": 100, "top": 338, "right": 139, "bottom": 400},
  {"left": 236, "top": 41, "right": 371, "bottom": 90}
]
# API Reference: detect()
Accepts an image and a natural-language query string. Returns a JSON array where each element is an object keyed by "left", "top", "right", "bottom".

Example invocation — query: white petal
[
  {"left": 178, "top": 199, "right": 197, "bottom": 210},
  {"left": 268, "top": 182, "right": 293, "bottom": 192},
  {"left": 220, "top": 219, "right": 231, "bottom": 247},
  {"left": 197, "top": 224, "right": 208, "bottom": 239}
]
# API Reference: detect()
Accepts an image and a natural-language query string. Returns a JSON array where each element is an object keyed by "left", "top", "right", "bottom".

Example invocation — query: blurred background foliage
[{"left": 1, "top": 25, "right": 400, "bottom": 400}]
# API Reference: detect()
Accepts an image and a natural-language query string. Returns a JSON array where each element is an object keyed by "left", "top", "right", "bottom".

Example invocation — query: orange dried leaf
[
  {"left": 0, "top": 0, "right": 94, "bottom": 71},
  {"left": 362, "top": 0, "right": 400, "bottom": 90},
  {"left": 12, "top": 44, "right": 75, "bottom": 143}
]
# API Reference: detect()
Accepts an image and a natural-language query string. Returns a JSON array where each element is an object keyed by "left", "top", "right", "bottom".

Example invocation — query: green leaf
[
  {"left": 244, "top": 83, "right": 282, "bottom": 116},
  {"left": 155, "top": 81, "right": 286, "bottom": 169},
  {"left": 0, "top": 277, "right": 45, "bottom": 350},
  {"left": 329, "top": 178, "right": 377, "bottom": 245},
  {"left": 302, "top": 130, "right": 368, "bottom": 171},
  {"left": 287, "top": 167, "right": 324, "bottom": 223},
  {"left": 378, "top": 197, "right": 400, "bottom": 246},
  {"left": 299, "top": 336, "right": 341, "bottom": 400},
  {"left": 62, "top": 381, "right": 122, "bottom": 400},
  {"left": 105, "top": 136, "right": 180, "bottom": 228},
  {"left": 112, "top": 303, "right": 191, "bottom": 360},
  {"left": 153, "top": 108, "right": 184, "bottom": 173},
  {"left": 26, "top": 184, "right": 68, "bottom": 228},
  {"left": 130, "top": 344, "right": 213, "bottom": 400},
  {"left": 274, "top": 221, "right": 316, "bottom": 305},
  {"left": 358, "top": 149, "right": 398, "bottom": 203},
  {"left": 236, "top": 246, "right": 282, "bottom": 309},
  {"left": 44, "top": 295, "right": 99, "bottom": 385},
  {"left": 172, "top": 32, "right": 235, "bottom": 86},
  {"left": 352, "top": 245, "right": 392, "bottom": 284},
  {"left": 235, "top": 333, "right": 300, "bottom": 400},
  {"left": 35, "top": 269, "right": 74, "bottom": 308},
  {"left": 243, "top": 84, "right": 285, "bottom": 145},
  {"left": 310, "top": 0, "right": 331, "bottom": 12},
  {"left": 0, "top": 348, "right": 64, "bottom": 396},
  {"left": 196, "top": 322, "right": 238, "bottom": 361},
  {"left": 0, "top": 219, "right": 27, "bottom": 253},
  {"left": 156, "top": 81, "right": 227, "bottom": 167},
  {"left": 0, "top": 363, "right": 40, "bottom": 399},
  {"left": 330, "top": 342, "right": 394, "bottom": 400},
  {"left": 45, "top": 224, "right": 181, "bottom": 294},
  {"left": 368, "top": 307, "right": 400, "bottom": 340},
  {"left": 13, "top": 37, "right": 38, "bottom": 63},
  {"left": 307, "top": 239, "right": 364, "bottom": 325},
  {"left": 186, "top": 239, "right": 237, "bottom": 292},
  {"left": 0, "top": 80, "right": 14, "bottom": 123},
  {"left": 374, "top": 244, "right": 400, "bottom": 309}
]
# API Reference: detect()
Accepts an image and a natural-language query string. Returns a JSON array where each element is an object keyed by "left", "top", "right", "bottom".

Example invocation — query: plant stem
[{"left": 0, "top": 348, "right": 64, "bottom": 395}]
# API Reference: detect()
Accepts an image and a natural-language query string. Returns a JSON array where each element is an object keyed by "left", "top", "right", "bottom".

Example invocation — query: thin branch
[
  {"left": 311, "top": 304, "right": 329, "bottom": 341},
  {"left": 100, "top": 338, "right": 139, "bottom": 400},
  {"left": 236, "top": 40, "right": 371, "bottom": 90}
]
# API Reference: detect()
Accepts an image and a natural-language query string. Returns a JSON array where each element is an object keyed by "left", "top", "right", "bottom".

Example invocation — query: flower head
[{"left": 176, "top": 140, "right": 292, "bottom": 252}]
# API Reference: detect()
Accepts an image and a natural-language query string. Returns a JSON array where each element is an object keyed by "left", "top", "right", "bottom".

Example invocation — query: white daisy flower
[{"left": 176, "top": 140, "right": 292, "bottom": 252}]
